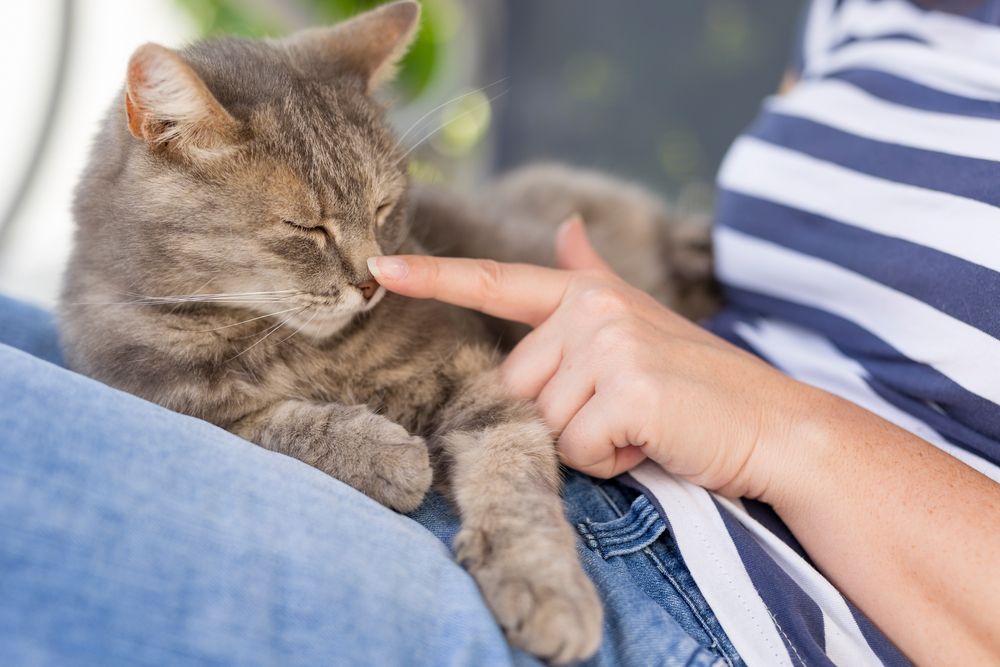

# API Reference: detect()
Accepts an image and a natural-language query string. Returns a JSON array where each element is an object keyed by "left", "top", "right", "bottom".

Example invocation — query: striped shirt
[{"left": 629, "top": 1, "right": 1000, "bottom": 664}]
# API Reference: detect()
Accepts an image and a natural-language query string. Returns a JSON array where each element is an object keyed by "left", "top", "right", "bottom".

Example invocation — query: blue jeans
[{"left": 0, "top": 296, "right": 740, "bottom": 666}]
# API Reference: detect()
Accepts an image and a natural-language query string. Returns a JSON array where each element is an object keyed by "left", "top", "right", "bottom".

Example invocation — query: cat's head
[{"left": 75, "top": 1, "right": 421, "bottom": 338}]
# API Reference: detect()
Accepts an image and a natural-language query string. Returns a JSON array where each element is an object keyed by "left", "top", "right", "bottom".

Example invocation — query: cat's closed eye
[{"left": 283, "top": 219, "right": 326, "bottom": 237}]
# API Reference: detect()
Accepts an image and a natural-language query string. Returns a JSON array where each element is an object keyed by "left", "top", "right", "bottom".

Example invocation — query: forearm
[{"left": 758, "top": 385, "right": 1000, "bottom": 665}]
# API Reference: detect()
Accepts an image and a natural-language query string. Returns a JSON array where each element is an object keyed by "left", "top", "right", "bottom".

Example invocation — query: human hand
[
  {"left": 372, "top": 220, "right": 1000, "bottom": 667},
  {"left": 368, "top": 219, "right": 808, "bottom": 498}
]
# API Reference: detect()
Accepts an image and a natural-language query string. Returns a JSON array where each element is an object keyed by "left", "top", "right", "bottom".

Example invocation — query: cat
[
  {"left": 410, "top": 163, "right": 718, "bottom": 345},
  {"left": 59, "top": 2, "right": 716, "bottom": 663}
]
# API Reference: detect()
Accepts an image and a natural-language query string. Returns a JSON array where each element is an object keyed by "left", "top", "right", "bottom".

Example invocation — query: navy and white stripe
[{"left": 630, "top": 1, "right": 1000, "bottom": 664}]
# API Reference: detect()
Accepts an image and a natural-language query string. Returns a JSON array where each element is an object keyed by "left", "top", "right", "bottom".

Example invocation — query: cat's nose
[{"left": 354, "top": 279, "right": 379, "bottom": 301}]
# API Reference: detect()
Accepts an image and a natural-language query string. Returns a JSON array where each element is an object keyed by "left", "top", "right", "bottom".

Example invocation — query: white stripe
[
  {"left": 715, "top": 496, "right": 883, "bottom": 667},
  {"left": 629, "top": 463, "right": 794, "bottom": 667},
  {"left": 714, "top": 227, "right": 1000, "bottom": 407},
  {"left": 733, "top": 318, "right": 1000, "bottom": 483},
  {"left": 803, "top": 0, "right": 839, "bottom": 72},
  {"left": 768, "top": 78, "right": 1000, "bottom": 161},
  {"left": 813, "top": 39, "right": 1000, "bottom": 102},
  {"left": 829, "top": 0, "right": 1000, "bottom": 67},
  {"left": 718, "top": 136, "right": 1000, "bottom": 274}
]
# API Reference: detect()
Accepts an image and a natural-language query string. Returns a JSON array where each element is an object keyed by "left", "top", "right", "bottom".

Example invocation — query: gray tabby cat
[{"left": 59, "top": 2, "right": 716, "bottom": 663}]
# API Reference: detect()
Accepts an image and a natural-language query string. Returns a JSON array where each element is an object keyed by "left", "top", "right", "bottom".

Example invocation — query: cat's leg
[
  {"left": 231, "top": 400, "right": 432, "bottom": 512},
  {"left": 434, "top": 346, "right": 603, "bottom": 665}
]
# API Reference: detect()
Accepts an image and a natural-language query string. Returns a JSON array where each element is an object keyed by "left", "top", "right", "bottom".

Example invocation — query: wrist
[{"left": 744, "top": 380, "right": 849, "bottom": 510}]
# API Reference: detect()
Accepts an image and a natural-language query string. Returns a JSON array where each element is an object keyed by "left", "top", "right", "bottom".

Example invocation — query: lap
[
  {"left": 0, "top": 341, "right": 514, "bottom": 666},
  {"left": 0, "top": 295, "right": 734, "bottom": 666},
  {"left": 410, "top": 477, "right": 736, "bottom": 667},
  {"left": 0, "top": 294, "right": 63, "bottom": 365}
]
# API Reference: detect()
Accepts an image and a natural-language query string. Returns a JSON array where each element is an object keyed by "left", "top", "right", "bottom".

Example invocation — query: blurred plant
[
  {"left": 430, "top": 88, "right": 493, "bottom": 156},
  {"left": 175, "top": 0, "right": 493, "bottom": 181},
  {"left": 174, "top": 0, "right": 458, "bottom": 100}
]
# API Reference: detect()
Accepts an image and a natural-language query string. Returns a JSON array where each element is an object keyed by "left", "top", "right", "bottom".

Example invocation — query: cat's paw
[
  {"left": 456, "top": 527, "right": 603, "bottom": 665},
  {"left": 318, "top": 410, "right": 433, "bottom": 513},
  {"left": 365, "top": 424, "right": 433, "bottom": 513}
]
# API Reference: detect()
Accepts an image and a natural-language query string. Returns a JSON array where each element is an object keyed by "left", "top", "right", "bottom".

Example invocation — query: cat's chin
[
  {"left": 292, "top": 310, "right": 356, "bottom": 340},
  {"left": 290, "top": 286, "right": 386, "bottom": 340}
]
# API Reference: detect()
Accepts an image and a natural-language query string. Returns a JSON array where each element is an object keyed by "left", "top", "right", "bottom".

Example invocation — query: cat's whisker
[
  {"left": 124, "top": 289, "right": 301, "bottom": 300},
  {"left": 226, "top": 306, "right": 307, "bottom": 361},
  {"left": 402, "top": 87, "right": 510, "bottom": 159},
  {"left": 68, "top": 297, "right": 298, "bottom": 307},
  {"left": 122, "top": 288, "right": 298, "bottom": 297},
  {"left": 226, "top": 311, "right": 300, "bottom": 357},
  {"left": 165, "top": 275, "right": 217, "bottom": 315},
  {"left": 150, "top": 296, "right": 295, "bottom": 303},
  {"left": 393, "top": 77, "right": 509, "bottom": 151},
  {"left": 184, "top": 306, "right": 307, "bottom": 333},
  {"left": 271, "top": 306, "right": 322, "bottom": 348}
]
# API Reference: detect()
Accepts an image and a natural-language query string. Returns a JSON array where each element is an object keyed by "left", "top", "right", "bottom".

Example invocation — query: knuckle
[
  {"left": 593, "top": 319, "right": 635, "bottom": 350},
  {"left": 577, "top": 284, "right": 630, "bottom": 318},
  {"left": 425, "top": 259, "right": 442, "bottom": 293},
  {"left": 474, "top": 259, "right": 504, "bottom": 303},
  {"left": 628, "top": 373, "right": 659, "bottom": 402}
]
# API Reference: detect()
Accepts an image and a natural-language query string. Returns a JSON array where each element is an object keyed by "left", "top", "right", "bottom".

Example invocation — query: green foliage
[
  {"left": 175, "top": 0, "right": 279, "bottom": 37},
  {"left": 174, "top": 0, "right": 444, "bottom": 100}
]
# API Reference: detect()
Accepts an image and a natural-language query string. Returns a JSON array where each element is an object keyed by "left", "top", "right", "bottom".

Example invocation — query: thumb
[{"left": 555, "top": 215, "right": 614, "bottom": 273}]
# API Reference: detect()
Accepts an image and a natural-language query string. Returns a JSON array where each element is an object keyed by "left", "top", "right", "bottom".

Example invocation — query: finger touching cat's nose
[
  {"left": 355, "top": 279, "right": 380, "bottom": 301},
  {"left": 367, "top": 254, "right": 571, "bottom": 326}
]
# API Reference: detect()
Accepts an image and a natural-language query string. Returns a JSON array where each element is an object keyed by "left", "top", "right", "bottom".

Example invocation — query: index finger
[{"left": 368, "top": 255, "right": 571, "bottom": 326}]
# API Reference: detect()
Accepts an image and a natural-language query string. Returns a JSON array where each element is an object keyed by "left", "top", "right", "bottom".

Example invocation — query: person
[
  {"left": 2, "top": 0, "right": 998, "bottom": 665},
  {"left": 372, "top": 0, "right": 1000, "bottom": 662}
]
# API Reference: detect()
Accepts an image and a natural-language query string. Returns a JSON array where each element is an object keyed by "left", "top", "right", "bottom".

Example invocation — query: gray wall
[{"left": 493, "top": 1, "right": 803, "bottom": 205}]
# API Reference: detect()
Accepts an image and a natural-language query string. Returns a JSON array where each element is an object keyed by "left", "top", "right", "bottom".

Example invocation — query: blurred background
[{"left": 0, "top": 1, "right": 799, "bottom": 306}]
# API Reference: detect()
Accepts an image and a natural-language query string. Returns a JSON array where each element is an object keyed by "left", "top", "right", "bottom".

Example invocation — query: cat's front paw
[
  {"left": 456, "top": 526, "right": 603, "bottom": 665},
  {"left": 317, "top": 409, "right": 433, "bottom": 513}
]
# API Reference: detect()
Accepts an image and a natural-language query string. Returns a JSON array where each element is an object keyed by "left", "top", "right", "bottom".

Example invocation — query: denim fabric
[
  {"left": 0, "top": 342, "right": 516, "bottom": 667},
  {"left": 0, "top": 295, "right": 736, "bottom": 666},
  {"left": 0, "top": 295, "right": 63, "bottom": 366},
  {"left": 411, "top": 477, "right": 736, "bottom": 667},
  {"left": 567, "top": 479, "right": 744, "bottom": 667}
]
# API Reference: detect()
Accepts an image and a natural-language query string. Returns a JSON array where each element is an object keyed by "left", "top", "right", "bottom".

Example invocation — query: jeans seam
[
  {"left": 593, "top": 482, "right": 628, "bottom": 519},
  {"left": 576, "top": 523, "right": 603, "bottom": 557},
  {"left": 577, "top": 484, "right": 630, "bottom": 559},
  {"left": 587, "top": 507, "right": 663, "bottom": 548},
  {"left": 596, "top": 483, "right": 738, "bottom": 667},
  {"left": 642, "top": 544, "right": 736, "bottom": 667}
]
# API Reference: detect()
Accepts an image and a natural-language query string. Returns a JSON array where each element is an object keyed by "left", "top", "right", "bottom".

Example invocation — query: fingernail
[
  {"left": 368, "top": 256, "right": 409, "bottom": 281},
  {"left": 556, "top": 213, "right": 583, "bottom": 246},
  {"left": 560, "top": 212, "right": 583, "bottom": 228}
]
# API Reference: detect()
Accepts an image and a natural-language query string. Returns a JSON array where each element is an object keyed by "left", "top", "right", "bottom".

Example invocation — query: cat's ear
[
  {"left": 284, "top": 0, "right": 421, "bottom": 92},
  {"left": 124, "top": 43, "right": 238, "bottom": 151}
]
